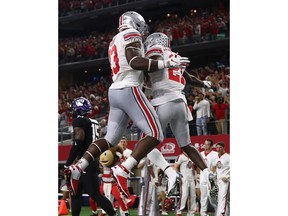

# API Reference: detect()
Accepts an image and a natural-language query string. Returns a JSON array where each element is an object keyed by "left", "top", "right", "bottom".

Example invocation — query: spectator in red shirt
[{"left": 212, "top": 97, "right": 229, "bottom": 134}]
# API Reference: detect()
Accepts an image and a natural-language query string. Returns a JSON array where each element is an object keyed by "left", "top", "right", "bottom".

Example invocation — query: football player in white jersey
[
  {"left": 64, "top": 11, "right": 190, "bottom": 199},
  {"left": 143, "top": 32, "right": 218, "bottom": 199},
  {"left": 211, "top": 142, "right": 230, "bottom": 216},
  {"left": 174, "top": 152, "right": 197, "bottom": 216},
  {"left": 199, "top": 139, "right": 218, "bottom": 216}
]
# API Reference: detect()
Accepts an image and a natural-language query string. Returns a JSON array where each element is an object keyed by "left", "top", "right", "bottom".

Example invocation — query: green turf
[{"left": 66, "top": 206, "right": 215, "bottom": 215}]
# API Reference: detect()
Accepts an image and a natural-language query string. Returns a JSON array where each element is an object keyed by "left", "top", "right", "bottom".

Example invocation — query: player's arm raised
[
  {"left": 125, "top": 41, "right": 189, "bottom": 72},
  {"left": 183, "top": 70, "right": 214, "bottom": 89}
]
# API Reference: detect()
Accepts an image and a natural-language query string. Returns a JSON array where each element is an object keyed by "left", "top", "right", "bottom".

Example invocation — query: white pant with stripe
[{"left": 105, "top": 86, "right": 163, "bottom": 146}]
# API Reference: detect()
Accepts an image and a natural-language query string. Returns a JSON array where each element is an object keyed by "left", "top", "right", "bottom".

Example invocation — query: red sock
[{"left": 89, "top": 197, "right": 98, "bottom": 211}]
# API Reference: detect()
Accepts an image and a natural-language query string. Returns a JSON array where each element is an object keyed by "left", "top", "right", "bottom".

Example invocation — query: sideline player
[
  {"left": 64, "top": 97, "right": 116, "bottom": 216},
  {"left": 64, "top": 11, "right": 190, "bottom": 198},
  {"left": 143, "top": 32, "right": 218, "bottom": 197},
  {"left": 174, "top": 152, "right": 197, "bottom": 216},
  {"left": 211, "top": 142, "right": 230, "bottom": 216},
  {"left": 199, "top": 139, "right": 218, "bottom": 216}
]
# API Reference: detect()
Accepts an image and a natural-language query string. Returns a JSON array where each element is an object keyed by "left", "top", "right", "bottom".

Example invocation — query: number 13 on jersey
[{"left": 108, "top": 39, "right": 120, "bottom": 77}]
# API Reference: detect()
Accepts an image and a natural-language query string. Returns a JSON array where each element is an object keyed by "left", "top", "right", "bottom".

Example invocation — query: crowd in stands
[
  {"left": 58, "top": 75, "right": 111, "bottom": 128},
  {"left": 58, "top": 61, "right": 230, "bottom": 139},
  {"left": 59, "top": 0, "right": 144, "bottom": 17},
  {"left": 59, "top": 7, "right": 229, "bottom": 64}
]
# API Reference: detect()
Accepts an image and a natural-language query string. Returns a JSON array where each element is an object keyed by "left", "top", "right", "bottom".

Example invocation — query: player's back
[
  {"left": 108, "top": 28, "right": 145, "bottom": 89},
  {"left": 145, "top": 45, "right": 186, "bottom": 106}
]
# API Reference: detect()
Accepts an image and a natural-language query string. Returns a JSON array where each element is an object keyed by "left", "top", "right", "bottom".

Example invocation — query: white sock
[
  {"left": 77, "top": 158, "right": 89, "bottom": 171},
  {"left": 147, "top": 148, "right": 170, "bottom": 171},
  {"left": 122, "top": 156, "right": 138, "bottom": 171},
  {"left": 203, "top": 168, "right": 210, "bottom": 179},
  {"left": 164, "top": 166, "right": 176, "bottom": 178}
]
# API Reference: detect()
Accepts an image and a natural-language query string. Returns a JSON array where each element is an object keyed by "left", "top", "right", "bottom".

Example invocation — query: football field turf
[{"left": 66, "top": 207, "right": 215, "bottom": 215}]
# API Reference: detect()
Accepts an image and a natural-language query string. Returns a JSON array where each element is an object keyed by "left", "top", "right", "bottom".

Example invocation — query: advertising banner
[{"left": 59, "top": 135, "right": 230, "bottom": 161}]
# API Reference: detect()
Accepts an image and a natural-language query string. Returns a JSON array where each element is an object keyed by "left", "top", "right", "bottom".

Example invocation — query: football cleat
[
  {"left": 208, "top": 172, "right": 219, "bottom": 199},
  {"left": 167, "top": 171, "right": 182, "bottom": 196},
  {"left": 111, "top": 164, "right": 131, "bottom": 198},
  {"left": 64, "top": 164, "right": 83, "bottom": 196}
]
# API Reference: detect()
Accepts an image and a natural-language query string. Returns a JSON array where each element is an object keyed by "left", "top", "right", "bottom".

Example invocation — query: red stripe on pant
[{"left": 132, "top": 86, "right": 159, "bottom": 139}]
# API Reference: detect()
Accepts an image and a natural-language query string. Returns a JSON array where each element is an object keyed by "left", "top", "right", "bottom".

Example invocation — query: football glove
[
  {"left": 164, "top": 55, "right": 190, "bottom": 68},
  {"left": 203, "top": 80, "right": 212, "bottom": 88}
]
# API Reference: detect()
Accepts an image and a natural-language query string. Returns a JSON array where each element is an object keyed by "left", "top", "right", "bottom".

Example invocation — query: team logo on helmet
[
  {"left": 71, "top": 97, "right": 92, "bottom": 116},
  {"left": 144, "top": 32, "right": 170, "bottom": 51}
]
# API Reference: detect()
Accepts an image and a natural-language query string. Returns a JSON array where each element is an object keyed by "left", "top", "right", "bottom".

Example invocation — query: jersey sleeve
[
  {"left": 145, "top": 45, "right": 164, "bottom": 58},
  {"left": 122, "top": 29, "right": 143, "bottom": 46}
]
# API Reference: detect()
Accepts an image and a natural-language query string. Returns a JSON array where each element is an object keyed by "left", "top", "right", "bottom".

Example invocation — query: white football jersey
[
  {"left": 200, "top": 150, "right": 218, "bottom": 183},
  {"left": 175, "top": 154, "right": 194, "bottom": 180},
  {"left": 145, "top": 45, "right": 187, "bottom": 106},
  {"left": 108, "top": 28, "right": 145, "bottom": 89},
  {"left": 212, "top": 153, "right": 230, "bottom": 180}
]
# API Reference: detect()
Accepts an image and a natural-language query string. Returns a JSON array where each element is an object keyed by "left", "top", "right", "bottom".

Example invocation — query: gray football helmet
[
  {"left": 144, "top": 32, "right": 170, "bottom": 51},
  {"left": 118, "top": 11, "right": 149, "bottom": 37}
]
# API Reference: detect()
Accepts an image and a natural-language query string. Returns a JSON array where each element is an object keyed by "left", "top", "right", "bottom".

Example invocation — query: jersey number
[
  {"left": 168, "top": 68, "right": 185, "bottom": 85},
  {"left": 108, "top": 43, "right": 120, "bottom": 76}
]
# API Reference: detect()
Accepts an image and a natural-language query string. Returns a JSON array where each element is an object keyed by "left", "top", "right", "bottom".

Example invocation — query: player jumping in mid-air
[
  {"left": 143, "top": 32, "right": 218, "bottom": 198},
  {"left": 64, "top": 11, "right": 190, "bottom": 199}
]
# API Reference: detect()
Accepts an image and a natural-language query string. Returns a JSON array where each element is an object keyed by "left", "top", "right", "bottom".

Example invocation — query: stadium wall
[{"left": 58, "top": 135, "right": 230, "bottom": 162}]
